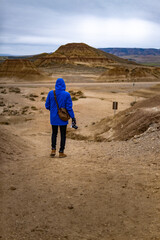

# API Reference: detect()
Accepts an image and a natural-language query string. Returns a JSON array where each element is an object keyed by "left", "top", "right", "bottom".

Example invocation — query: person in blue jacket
[{"left": 45, "top": 78, "right": 76, "bottom": 158}]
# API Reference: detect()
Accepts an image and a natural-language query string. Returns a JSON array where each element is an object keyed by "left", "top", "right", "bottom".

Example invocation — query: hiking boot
[
  {"left": 50, "top": 149, "right": 56, "bottom": 157},
  {"left": 59, "top": 152, "right": 67, "bottom": 158}
]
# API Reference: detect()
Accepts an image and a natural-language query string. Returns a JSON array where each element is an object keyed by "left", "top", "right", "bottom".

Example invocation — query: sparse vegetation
[
  {"left": 21, "top": 106, "right": 29, "bottom": 114},
  {"left": 31, "top": 106, "right": 38, "bottom": 110},
  {"left": 8, "top": 105, "right": 14, "bottom": 108},
  {"left": 41, "top": 97, "right": 46, "bottom": 101},
  {"left": 69, "top": 90, "right": 85, "bottom": 101},
  {"left": 0, "top": 81, "right": 160, "bottom": 240},
  {"left": 1, "top": 89, "right": 7, "bottom": 94},
  {"left": 29, "top": 97, "right": 35, "bottom": 101},
  {"left": 29, "top": 93, "right": 38, "bottom": 98},
  {"left": 0, "top": 121, "right": 9, "bottom": 125},
  {"left": 130, "top": 101, "right": 137, "bottom": 106},
  {"left": 72, "top": 96, "right": 78, "bottom": 101},
  {"left": 9, "top": 87, "right": 21, "bottom": 93},
  {"left": 0, "top": 101, "right": 5, "bottom": 106},
  {"left": 22, "top": 106, "right": 29, "bottom": 110}
]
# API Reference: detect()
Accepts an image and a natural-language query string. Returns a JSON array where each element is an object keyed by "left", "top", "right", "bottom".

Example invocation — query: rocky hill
[
  {"left": 98, "top": 66, "right": 160, "bottom": 82},
  {"left": 0, "top": 59, "right": 48, "bottom": 81},
  {"left": 99, "top": 48, "right": 160, "bottom": 57},
  {"left": 34, "top": 43, "right": 135, "bottom": 67}
]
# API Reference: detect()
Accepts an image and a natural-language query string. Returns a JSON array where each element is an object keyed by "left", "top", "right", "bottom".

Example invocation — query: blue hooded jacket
[{"left": 45, "top": 78, "right": 75, "bottom": 125}]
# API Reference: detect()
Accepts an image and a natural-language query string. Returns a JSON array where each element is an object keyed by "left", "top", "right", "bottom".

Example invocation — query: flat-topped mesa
[
  {"left": 34, "top": 43, "right": 133, "bottom": 67},
  {"left": 0, "top": 59, "right": 46, "bottom": 80}
]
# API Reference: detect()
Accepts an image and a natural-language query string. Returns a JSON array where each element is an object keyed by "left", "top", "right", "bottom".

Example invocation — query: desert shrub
[
  {"left": 41, "top": 97, "right": 46, "bottom": 101},
  {"left": 130, "top": 101, "right": 137, "bottom": 106},
  {"left": 111, "top": 91, "right": 117, "bottom": 93},
  {"left": 29, "top": 97, "right": 35, "bottom": 101},
  {"left": 29, "top": 93, "right": 38, "bottom": 98},
  {"left": 77, "top": 90, "right": 83, "bottom": 95},
  {"left": 69, "top": 90, "right": 85, "bottom": 100},
  {"left": 8, "top": 105, "right": 14, "bottom": 108},
  {"left": 9, "top": 87, "right": 21, "bottom": 93},
  {"left": 22, "top": 106, "right": 29, "bottom": 109},
  {"left": 21, "top": 106, "right": 29, "bottom": 114},
  {"left": 0, "top": 121, "right": 9, "bottom": 125},
  {"left": 0, "top": 101, "right": 5, "bottom": 106},
  {"left": 79, "top": 95, "right": 86, "bottom": 99},
  {"left": 72, "top": 96, "right": 78, "bottom": 101},
  {"left": 1, "top": 89, "right": 7, "bottom": 94},
  {"left": 31, "top": 106, "right": 38, "bottom": 110}
]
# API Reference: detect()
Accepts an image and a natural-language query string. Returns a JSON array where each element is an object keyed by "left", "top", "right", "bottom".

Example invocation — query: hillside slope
[
  {"left": 98, "top": 66, "right": 160, "bottom": 82},
  {"left": 0, "top": 59, "right": 48, "bottom": 81},
  {"left": 92, "top": 95, "right": 160, "bottom": 141},
  {"left": 34, "top": 43, "right": 135, "bottom": 67}
]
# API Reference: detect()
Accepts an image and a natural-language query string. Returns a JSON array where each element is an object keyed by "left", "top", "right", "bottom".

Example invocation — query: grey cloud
[
  {"left": 1, "top": 0, "right": 160, "bottom": 22},
  {"left": 0, "top": 0, "right": 160, "bottom": 55},
  {"left": 0, "top": 43, "right": 59, "bottom": 55}
]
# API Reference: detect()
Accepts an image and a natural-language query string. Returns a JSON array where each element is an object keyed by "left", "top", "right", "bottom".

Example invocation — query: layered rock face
[
  {"left": 34, "top": 43, "right": 132, "bottom": 67},
  {"left": 98, "top": 66, "right": 160, "bottom": 82},
  {"left": 0, "top": 59, "right": 46, "bottom": 80},
  {"left": 91, "top": 95, "right": 160, "bottom": 141}
]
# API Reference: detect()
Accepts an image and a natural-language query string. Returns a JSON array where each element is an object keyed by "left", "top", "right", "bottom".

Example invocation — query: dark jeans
[{"left": 52, "top": 125, "right": 67, "bottom": 153}]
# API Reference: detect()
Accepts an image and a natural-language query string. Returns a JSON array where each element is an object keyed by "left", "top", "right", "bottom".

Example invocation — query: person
[{"left": 45, "top": 78, "right": 76, "bottom": 158}]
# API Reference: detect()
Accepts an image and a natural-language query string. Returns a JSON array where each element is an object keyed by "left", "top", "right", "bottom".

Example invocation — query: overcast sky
[{"left": 0, "top": 0, "right": 160, "bottom": 55}]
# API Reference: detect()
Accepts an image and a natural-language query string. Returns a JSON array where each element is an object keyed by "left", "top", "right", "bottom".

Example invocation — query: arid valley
[{"left": 0, "top": 43, "right": 160, "bottom": 240}]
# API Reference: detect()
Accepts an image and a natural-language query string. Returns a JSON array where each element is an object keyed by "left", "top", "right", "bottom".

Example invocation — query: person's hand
[
  {"left": 72, "top": 117, "right": 76, "bottom": 125},
  {"left": 72, "top": 118, "right": 78, "bottom": 129}
]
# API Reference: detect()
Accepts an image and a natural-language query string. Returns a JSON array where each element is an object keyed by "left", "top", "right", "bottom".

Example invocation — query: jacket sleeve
[
  {"left": 45, "top": 92, "right": 50, "bottom": 110},
  {"left": 66, "top": 93, "right": 75, "bottom": 119}
]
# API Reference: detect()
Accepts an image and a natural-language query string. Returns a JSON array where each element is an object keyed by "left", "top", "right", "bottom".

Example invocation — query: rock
[
  {"left": 68, "top": 204, "right": 74, "bottom": 209},
  {"left": 133, "top": 140, "right": 138, "bottom": 144},
  {"left": 10, "top": 186, "right": 17, "bottom": 190},
  {"left": 11, "top": 110, "right": 18, "bottom": 115}
]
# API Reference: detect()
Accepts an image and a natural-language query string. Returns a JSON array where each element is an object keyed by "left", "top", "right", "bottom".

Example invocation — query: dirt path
[{"left": 0, "top": 84, "right": 160, "bottom": 240}]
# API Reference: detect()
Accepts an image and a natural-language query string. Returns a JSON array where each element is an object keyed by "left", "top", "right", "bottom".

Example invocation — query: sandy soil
[{"left": 0, "top": 82, "right": 160, "bottom": 240}]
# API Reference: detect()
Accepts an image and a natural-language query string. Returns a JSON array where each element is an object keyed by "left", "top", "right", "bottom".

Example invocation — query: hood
[{"left": 55, "top": 78, "right": 66, "bottom": 91}]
